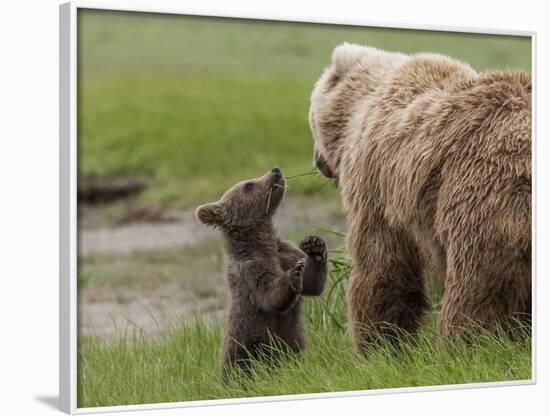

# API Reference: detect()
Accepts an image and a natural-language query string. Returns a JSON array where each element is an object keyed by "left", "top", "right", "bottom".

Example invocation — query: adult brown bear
[{"left": 309, "top": 43, "right": 531, "bottom": 351}]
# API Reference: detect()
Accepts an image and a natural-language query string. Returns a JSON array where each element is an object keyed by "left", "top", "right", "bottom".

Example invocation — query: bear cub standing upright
[{"left": 195, "top": 167, "right": 328, "bottom": 379}]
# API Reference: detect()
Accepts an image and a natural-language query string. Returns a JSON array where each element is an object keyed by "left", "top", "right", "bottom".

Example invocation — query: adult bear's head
[{"left": 309, "top": 43, "right": 408, "bottom": 179}]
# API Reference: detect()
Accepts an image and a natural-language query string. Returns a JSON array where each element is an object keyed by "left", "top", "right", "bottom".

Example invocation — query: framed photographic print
[{"left": 59, "top": 1, "right": 535, "bottom": 413}]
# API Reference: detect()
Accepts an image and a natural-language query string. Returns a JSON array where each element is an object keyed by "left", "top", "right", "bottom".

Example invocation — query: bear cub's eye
[{"left": 244, "top": 182, "right": 254, "bottom": 192}]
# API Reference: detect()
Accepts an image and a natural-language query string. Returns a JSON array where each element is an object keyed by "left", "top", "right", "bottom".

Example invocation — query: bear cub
[{"left": 195, "top": 167, "right": 328, "bottom": 379}]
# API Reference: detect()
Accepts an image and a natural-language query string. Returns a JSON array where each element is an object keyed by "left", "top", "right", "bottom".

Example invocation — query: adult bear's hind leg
[
  {"left": 347, "top": 221, "right": 429, "bottom": 354},
  {"left": 437, "top": 238, "right": 531, "bottom": 338}
]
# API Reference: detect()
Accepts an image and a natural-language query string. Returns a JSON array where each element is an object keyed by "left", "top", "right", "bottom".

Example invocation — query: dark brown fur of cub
[{"left": 196, "top": 168, "right": 328, "bottom": 378}]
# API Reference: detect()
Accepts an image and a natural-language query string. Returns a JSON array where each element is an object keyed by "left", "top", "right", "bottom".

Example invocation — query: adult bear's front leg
[{"left": 346, "top": 219, "right": 429, "bottom": 354}]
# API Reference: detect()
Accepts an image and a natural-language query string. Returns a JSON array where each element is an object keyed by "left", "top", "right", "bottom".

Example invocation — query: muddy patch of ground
[{"left": 78, "top": 194, "right": 346, "bottom": 338}]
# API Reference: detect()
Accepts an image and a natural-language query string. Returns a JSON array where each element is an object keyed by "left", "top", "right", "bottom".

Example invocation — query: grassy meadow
[
  {"left": 77, "top": 9, "right": 532, "bottom": 409},
  {"left": 78, "top": 251, "right": 532, "bottom": 408},
  {"left": 79, "top": 320, "right": 531, "bottom": 408}
]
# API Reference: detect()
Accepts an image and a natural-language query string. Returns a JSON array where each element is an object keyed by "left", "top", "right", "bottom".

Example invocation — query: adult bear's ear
[
  {"left": 331, "top": 42, "right": 367, "bottom": 76},
  {"left": 195, "top": 202, "right": 223, "bottom": 227}
]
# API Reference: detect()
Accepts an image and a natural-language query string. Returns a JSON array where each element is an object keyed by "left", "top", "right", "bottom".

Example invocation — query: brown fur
[
  {"left": 195, "top": 168, "right": 328, "bottom": 378},
  {"left": 309, "top": 44, "right": 531, "bottom": 351}
]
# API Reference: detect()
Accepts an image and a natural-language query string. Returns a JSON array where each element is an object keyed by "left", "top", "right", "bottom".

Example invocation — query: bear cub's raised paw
[
  {"left": 290, "top": 258, "right": 305, "bottom": 292},
  {"left": 300, "top": 235, "right": 327, "bottom": 262}
]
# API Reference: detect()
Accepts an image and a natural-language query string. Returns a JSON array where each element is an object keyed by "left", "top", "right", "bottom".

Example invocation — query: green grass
[
  {"left": 77, "top": 252, "right": 532, "bottom": 408},
  {"left": 78, "top": 9, "right": 531, "bottom": 208}
]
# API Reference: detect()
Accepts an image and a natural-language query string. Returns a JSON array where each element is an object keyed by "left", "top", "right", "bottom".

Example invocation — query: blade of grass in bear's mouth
[
  {"left": 265, "top": 187, "right": 273, "bottom": 215},
  {"left": 285, "top": 170, "right": 318, "bottom": 180}
]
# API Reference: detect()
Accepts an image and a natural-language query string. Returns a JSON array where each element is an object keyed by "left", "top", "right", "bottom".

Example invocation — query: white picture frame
[{"left": 59, "top": 2, "right": 537, "bottom": 414}]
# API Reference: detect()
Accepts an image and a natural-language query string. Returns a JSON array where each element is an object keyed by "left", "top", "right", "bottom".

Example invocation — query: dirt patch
[
  {"left": 79, "top": 209, "right": 206, "bottom": 256},
  {"left": 79, "top": 195, "right": 345, "bottom": 256},
  {"left": 115, "top": 203, "right": 181, "bottom": 225},
  {"left": 78, "top": 284, "right": 226, "bottom": 338},
  {"left": 78, "top": 194, "right": 346, "bottom": 338}
]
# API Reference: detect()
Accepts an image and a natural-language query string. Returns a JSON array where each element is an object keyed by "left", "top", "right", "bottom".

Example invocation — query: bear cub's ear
[{"left": 195, "top": 202, "right": 223, "bottom": 227}]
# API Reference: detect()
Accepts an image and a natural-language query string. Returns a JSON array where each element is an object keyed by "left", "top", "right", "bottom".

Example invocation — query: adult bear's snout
[{"left": 315, "top": 154, "right": 336, "bottom": 179}]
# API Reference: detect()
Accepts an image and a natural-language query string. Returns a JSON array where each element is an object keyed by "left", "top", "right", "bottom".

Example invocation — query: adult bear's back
[{"left": 435, "top": 71, "right": 531, "bottom": 256}]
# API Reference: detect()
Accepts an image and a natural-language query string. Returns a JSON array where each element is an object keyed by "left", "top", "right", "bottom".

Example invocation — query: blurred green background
[{"left": 78, "top": 9, "right": 531, "bottom": 208}]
